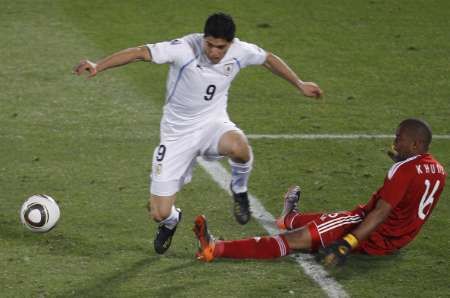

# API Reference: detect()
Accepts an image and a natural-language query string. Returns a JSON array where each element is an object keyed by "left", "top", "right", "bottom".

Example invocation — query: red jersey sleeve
[{"left": 378, "top": 158, "right": 416, "bottom": 208}]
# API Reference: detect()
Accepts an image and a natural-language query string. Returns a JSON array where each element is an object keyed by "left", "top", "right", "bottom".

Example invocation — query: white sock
[
  {"left": 160, "top": 206, "right": 181, "bottom": 230},
  {"left": 229, "top": 150, "right": 253, "bottom": 194}
]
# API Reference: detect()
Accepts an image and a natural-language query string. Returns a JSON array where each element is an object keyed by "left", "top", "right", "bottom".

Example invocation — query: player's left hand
[
  {"left": 300, "top": 82, "right": 323, "bottom": 98},
  {"left": 73, "top": 59, "right": 98, "bottom": 78},
  {"left": 316, "top": 238, "right": 352, "bottom": 267}
]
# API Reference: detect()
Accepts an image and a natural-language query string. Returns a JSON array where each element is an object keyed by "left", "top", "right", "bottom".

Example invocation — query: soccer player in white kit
[{"left": 74, "top": 13, "right": 322, "bottom": 254}]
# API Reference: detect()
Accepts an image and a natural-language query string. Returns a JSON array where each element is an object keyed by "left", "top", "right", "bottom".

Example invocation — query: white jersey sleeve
[
  {"left": 234, "top": 39, "right": 267, "bottom": 68},
  {"left": 145, "top": 39, "right": 193, "bottom": 65}
]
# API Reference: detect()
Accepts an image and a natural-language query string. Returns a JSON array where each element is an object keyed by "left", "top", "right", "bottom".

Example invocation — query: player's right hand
[
  {"left": 73, "top": 59, "right": 98, "bottom": 78},
  {"left": 316, "top": 239, "right": 351, "bottom": 267},
  {"left": 316, "top": 233, "right": 359, "bottom": 267}
]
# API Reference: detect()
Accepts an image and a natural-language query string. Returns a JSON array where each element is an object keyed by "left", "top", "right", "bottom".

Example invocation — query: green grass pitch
[{"left": 1, "top": 0, "right": 449, "bottom": 297}]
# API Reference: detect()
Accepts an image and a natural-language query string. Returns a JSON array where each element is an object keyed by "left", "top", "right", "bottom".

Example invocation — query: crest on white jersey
[
  {"left": 224, "top": 63, "right": 234, "bottom": 76},
  {"left": 170, "top": 39, "right": 182, "bottom": 45},
  {"left": 155, "top": 163, "right": 163, "bottom": 176}
]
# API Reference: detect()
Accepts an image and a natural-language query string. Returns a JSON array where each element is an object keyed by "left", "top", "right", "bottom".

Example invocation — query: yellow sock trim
[{"left": 343, "top": 233, "right": 359, "bottom": 249}]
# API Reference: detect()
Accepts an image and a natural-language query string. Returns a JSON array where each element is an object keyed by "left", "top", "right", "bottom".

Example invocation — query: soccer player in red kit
[{"left": 193, "top": 118, "right": 447, "bottom": 266}]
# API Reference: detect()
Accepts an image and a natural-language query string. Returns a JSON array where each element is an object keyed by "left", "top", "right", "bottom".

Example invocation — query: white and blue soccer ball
[{"left": 20, "top": 194, "right": 60, "bottom": 233}]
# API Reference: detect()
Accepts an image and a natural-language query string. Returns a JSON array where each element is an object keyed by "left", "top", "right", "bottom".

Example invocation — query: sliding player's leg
[
  {"left": 193, "top": 207, "right": 365, "bottom": 261},
  {"left": 193, "top": 214, "right": 310, "bottom": 261},
  {"left": 276, "top": 185, "right": 323, "bottom": 230}
]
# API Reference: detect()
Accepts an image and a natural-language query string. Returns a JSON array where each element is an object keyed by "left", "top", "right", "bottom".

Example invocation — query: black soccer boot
[
  {"left": 154, "top": 210, "right": 182, "bottom": 254},
  {"left": 230, "top": 184, "right": 251, "bottom": 225}
]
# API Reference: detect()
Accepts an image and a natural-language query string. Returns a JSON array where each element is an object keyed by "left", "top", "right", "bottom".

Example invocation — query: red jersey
[{"left": 360, "top": 154, "right": 446, "bottom": 255}]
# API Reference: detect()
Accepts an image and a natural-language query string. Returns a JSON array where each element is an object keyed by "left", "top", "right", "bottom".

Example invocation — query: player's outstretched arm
[
  {"left": 263, "top": 52, "right": 322, "bottom": 98},
  {"left": 317, "top": 200, "right": 392, "bottom": 266},
  {"left": 73, "top": 46, "right": 152, "bottom": 78}
]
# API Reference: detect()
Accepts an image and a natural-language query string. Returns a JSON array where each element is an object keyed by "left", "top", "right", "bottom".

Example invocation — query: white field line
[
  {"left": 247, "top": 134, "right": 450, "bottom": 140},
  {"left": 198, "top": 158, "right": 349, "bottom": 298}
]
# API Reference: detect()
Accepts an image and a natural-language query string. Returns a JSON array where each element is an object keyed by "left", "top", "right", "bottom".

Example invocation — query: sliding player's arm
[
  {"left": 318, "top": 200, "right": 392, "bottom": 266},
  {"left": 351, "top": 200, "right": 392, "bottom": 242}
]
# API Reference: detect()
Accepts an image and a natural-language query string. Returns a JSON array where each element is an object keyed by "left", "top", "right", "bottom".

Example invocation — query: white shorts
[{"left": 150, "top": 120, "right": 241, "bottom": 196}]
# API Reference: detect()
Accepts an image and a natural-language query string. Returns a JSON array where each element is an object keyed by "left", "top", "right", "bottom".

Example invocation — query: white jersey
[{"left": 146, "top": 33, "right": 267, "bottom": 137}]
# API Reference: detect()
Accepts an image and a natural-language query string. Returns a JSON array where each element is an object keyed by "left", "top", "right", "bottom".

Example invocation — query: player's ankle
[
  {"left": 276, "top": 217, "right": 287, "bottom": 230},
  {"left": 214, "top": 240, "right": 224, "bottom": 257}
]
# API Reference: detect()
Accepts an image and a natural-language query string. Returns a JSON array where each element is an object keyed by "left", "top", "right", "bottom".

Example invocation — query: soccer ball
[{"left": 20, "top": 194, "right": 60, "bottom": 232}]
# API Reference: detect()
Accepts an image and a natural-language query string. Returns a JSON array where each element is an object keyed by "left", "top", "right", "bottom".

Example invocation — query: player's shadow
[
  {"left": 323, "top": 252, "right": 404, "bottom": 279},
  {"left": 3, "top": 218, "right": 203, "bottom": 297},
  {"left": 57, "top": 257, "right": 199, "bottom": 298},
  {"left": 56, "top": 257, "right": 156, "bottom": 298},
  {"left": 0, "top": 218, "right": 150, "bottom": 258}
]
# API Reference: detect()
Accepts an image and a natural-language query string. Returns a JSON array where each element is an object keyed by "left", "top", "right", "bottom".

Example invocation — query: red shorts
[{"left": 307, "top": 206, "right": 365, "bottom": 251}]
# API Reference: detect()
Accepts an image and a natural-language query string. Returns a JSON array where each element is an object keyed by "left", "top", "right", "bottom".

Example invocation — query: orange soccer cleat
[{"left": 193, "top": 215, "right": 216, "bottom": 262}]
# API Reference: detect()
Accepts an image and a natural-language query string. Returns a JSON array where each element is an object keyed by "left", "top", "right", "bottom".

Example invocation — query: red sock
[
  {"left": 215, "top": 235, "right": 291, "bottom": 259},
  {"left": 284, "top": 211, "right": 323, "bottom": 229}
]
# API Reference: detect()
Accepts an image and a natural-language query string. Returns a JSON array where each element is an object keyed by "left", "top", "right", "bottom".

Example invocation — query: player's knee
[
  {"left": 229, "top": 141, "right": 250, "bottom": 162},
  {"left": 284, "top": 228, "right": 312, "bottom": 250}
]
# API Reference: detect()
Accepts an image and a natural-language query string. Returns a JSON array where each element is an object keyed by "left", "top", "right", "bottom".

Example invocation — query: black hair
[
  {"left": 204, "top": 12, "right": 236, "bottom": 42},
  {"left": 399, "top": 118, "right": 433, "bottom": 150}
]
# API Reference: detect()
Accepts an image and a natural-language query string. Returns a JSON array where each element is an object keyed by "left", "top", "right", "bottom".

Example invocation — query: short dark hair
[
  {"left": 204, "top": 12, "right": 236, "bottom": 42},
  {"left": 399, "top": 118, "right": 432, "bottom": 150}
]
